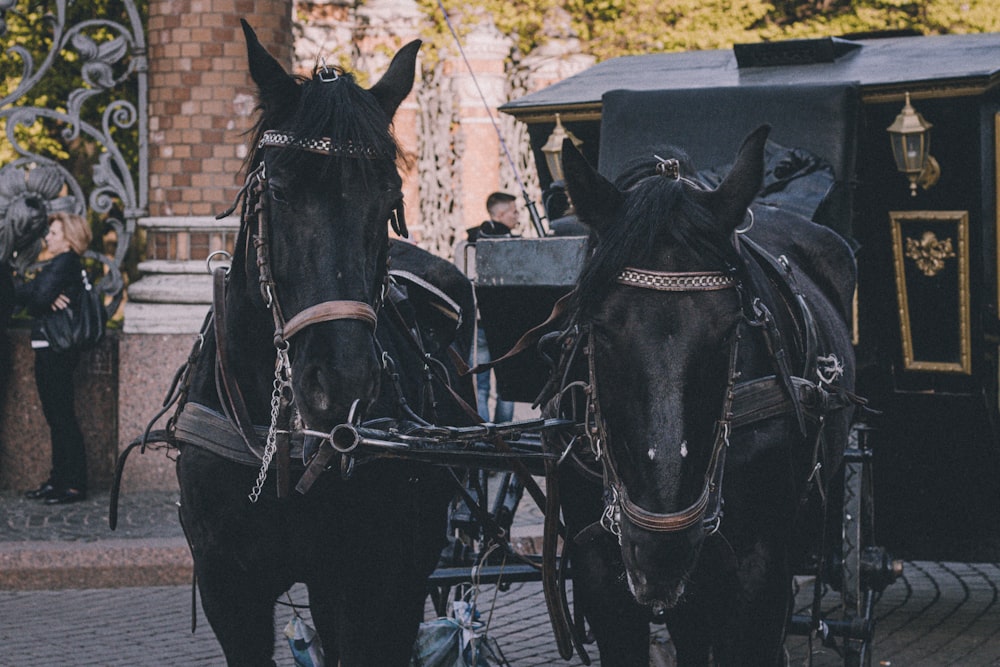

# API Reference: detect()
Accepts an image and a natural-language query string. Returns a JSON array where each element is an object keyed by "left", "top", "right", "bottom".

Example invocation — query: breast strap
[{"left": 173, "top": 402, "right": 306, "bottom": 468}]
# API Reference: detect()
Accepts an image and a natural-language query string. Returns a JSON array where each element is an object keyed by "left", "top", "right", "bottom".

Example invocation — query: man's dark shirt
[{"left": 466, "top": 220, "right": 514, "bottom": 244}]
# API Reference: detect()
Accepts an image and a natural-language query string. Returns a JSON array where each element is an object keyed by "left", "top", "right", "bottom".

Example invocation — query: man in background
[{"left": 464, "top": 192, "right": 517, "bottom": 423}]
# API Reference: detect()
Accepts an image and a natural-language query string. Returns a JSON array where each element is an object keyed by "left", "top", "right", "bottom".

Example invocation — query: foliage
[
  {"left": 0, "top": 0, "right": 147, "bottom": 231},
  {"left": 417, "top": 0, "right": 1000, "bottom": 64}
]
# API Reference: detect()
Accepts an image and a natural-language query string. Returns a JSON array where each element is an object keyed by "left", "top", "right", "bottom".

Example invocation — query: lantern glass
[
  {"left": 890, "top": 131, "right": 928, "bottom": 175},
  {"left": 543, "top": 148, "right": 564, "bottom": 183}
]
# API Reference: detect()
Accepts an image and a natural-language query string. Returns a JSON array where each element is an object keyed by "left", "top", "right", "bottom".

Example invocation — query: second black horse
[{"left": 546, "top": 125, "right": 859, "bottom": 665}]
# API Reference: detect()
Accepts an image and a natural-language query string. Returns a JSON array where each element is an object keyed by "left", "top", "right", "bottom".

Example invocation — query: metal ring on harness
[
  {"left": 735, "top": 208, "right": 755, "bottom": 234},
  {"left": 330, "top": 423, "right": 361, "bottom": 453},
  {"left": 206, "top": 250, "right": 232, "bottom": 275}
]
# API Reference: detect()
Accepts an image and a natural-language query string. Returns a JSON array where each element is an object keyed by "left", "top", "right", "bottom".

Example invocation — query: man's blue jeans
[{"left": 475, "top": 326, "right": 514, "bottom": 423}]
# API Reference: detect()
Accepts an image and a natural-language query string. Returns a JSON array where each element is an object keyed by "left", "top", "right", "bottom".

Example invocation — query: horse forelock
[
  {"left": 573, "top": 167, "right": 741, "bottom": 317},
  {"left": 244, "top": 69, "right": 400, "bottom": 177}
]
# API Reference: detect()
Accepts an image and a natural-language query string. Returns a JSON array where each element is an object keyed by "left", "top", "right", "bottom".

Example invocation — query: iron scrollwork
[{"left": 0, "top": 0, "right": 147, "bottom": 316}]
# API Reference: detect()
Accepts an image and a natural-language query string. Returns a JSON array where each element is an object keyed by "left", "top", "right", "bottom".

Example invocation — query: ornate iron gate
[{"left": 0, "top": 0, "right": 146, "bottom": 315}]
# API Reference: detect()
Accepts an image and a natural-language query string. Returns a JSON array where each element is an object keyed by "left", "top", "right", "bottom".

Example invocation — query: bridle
[
  {"left": 213, "top": 128, "right": 396, "bottom": 501},
  {"left": 584, "top": 267, "right": 742, "bottom": 539},
  {"left": 250, "top": 130, "right": 391, "bottom": 345},
  {"left": 241, "top": 160, "right": 382, "bottom": 347}
]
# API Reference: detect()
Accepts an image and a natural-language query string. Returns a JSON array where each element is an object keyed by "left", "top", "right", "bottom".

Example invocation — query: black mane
[
  {"left": 573, "top": 153, "right": 743, "bottom": 317},
  {"left": 245, "top": 68, "right": 400, "bottom": 176}
]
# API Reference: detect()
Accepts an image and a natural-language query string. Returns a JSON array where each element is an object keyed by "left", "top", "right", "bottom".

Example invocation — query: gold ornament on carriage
[{"left": 904, "top": 230, "right": 955, "bottom": 277}]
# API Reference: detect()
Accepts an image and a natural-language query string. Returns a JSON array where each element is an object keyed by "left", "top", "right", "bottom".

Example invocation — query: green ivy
[{"left": 416, "top": 0, "right": 999, "bottom": 67}]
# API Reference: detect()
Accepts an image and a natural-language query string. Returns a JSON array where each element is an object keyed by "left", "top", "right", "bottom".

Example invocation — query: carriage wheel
[{"left": 840, "top": 424, "right": 875, "bottom": 667}]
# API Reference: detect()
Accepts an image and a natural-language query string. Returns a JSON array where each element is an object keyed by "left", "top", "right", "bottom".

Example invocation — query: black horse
[
  {"left": 548, "top": 125, "right": 859, "bottom": 665},
  {"left": 173, "top": 22, "right": 474, "bottom": 666}
]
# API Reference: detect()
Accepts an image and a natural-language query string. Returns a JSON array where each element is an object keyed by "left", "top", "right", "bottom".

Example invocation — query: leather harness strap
[
  {"left": 212, "top": 266, "right": 265, "bottom": 460},
  {"left": 173, "top": 402, "right": 307, "bottom": 466},
  {"left": 283, "top": 301, "right": 377, "bottom": 338},
  {"left": 730, "top": 375, "right": 856, "bottom": 429}
]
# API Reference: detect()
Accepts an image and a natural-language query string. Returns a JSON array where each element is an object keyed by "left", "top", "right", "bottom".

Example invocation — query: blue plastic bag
[
  {"left": 284, "top": 616, "right": 324, "bottom": 667},
  {"left": 411, "top": 601, "right": 507, "bottom": 667}
]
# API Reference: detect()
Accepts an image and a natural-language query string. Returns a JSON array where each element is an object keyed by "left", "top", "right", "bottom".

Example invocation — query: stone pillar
[
  {"left": 447, "top": 21, "right": 511, "bottom": 235},
  {"left": 119, "top": 0, "right": 293, "bottom": 491}
]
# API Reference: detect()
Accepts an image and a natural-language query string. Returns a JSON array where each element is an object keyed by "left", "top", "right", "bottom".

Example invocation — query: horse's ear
[
  {"left": 370, "top": 40, "right": 421, "bottom": 119},
  {"left": 562, "top": 138, "right": 621, "bottom": 236},
  {"left": 698, "top": 124, "right": 770, "bottom": 232},
  {"left": 242, "top": 20, "right": 300, "bottom": 115}
]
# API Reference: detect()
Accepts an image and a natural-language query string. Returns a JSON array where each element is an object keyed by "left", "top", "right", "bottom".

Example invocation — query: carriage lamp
[
  {"left": 886, "top": 92, "right": 940, "bottom": 196},
  {"left": 541, "top": 113, "right": 582, "bottom": 183}
]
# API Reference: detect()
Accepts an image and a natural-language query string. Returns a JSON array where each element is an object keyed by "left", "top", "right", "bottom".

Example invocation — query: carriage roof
[{"left": 501, "top": 32, "right": 1000, "bottom": 123}]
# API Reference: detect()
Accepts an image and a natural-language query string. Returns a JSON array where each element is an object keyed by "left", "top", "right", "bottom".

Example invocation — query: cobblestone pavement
[
  {"left": 3, "top": 563, "right": 1000, "bottom": 666},
  {"left": 3, "top": 490, "right": 1000, "bottom": 665}
]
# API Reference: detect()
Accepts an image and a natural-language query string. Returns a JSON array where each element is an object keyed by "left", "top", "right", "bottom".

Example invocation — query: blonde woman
[{"left": 15, "top": 212, "right": 92, "bottom": 504}]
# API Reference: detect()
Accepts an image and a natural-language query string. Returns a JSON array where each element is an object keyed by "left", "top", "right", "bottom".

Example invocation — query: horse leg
[
  {"left": 196, "top": 561, "right": 283, "bottom": 667},
  {"left": 559, "top": 468, "right": 649, "bottom": 666},
  {"left": 177, "top": 450, "right": 287, "bottom": 667},
  {"left": 664, "top": 538, "right": 732, "bottom": 666},
  {"left": 329, "top": 465, "right": 451, "bottom": 666},
  {"left": 707, "top": 538, "right": 790, "bottom": 667},
  {"left": 305, "top": 584, "right": 340, "bottom": 667},
  {"left": 734, "top": 545, "right": 791, "bottom": 666},
  {"left": 572, "top": 536, "right": 651, "bottom": 666}
]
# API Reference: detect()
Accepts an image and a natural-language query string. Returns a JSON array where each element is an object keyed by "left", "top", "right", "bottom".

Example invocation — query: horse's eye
[{"left": 270, "top": 186, "right": 288, "bottom": 204}]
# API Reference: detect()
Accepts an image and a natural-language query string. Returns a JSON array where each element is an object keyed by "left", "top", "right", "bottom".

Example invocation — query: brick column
[{"left": 119, "top": 0, "right": 293, "bottom": 491}]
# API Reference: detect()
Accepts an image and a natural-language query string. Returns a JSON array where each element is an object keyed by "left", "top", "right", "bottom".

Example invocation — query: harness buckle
[
  {"left": 318, "top": 58, "right": 340, "bottom": 83},
  {"left": 654, "top": 156, "right": 681, "bottom": 179}
]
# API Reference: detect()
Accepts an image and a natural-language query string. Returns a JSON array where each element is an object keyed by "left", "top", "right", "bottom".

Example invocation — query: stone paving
[{"left": 3, "top": 489, "right": 1000, "bottom": 665}]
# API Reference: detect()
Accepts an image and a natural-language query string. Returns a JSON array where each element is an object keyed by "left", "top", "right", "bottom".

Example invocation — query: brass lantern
[
  {"left": 541, "top": 113, "right": 582, "bottom": 183},
  {"left": 886, "top": 92, "right": 940, "bottom": 196}
]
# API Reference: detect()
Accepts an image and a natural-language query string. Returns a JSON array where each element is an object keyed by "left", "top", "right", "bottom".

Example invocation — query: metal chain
[{"left": 249, "top": 346, "right": 292, "bottom": 503}]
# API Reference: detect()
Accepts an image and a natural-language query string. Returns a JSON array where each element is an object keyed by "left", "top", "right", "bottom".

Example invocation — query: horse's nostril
[{"left": 303, "top": 366, "right": 332, "bottom": 411}]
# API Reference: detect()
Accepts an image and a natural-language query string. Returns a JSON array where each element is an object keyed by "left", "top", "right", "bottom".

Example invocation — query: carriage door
[{"left": 852, "top": 89, "right": 1000, "bottom": 561}]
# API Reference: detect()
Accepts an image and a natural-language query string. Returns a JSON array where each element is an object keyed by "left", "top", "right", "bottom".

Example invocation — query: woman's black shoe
[
  {"left": 24, "top": 482, "right": 57, "bottom": 500},
  {"left": 44, "top": 488, "right": 87, "bottom": 505}
]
